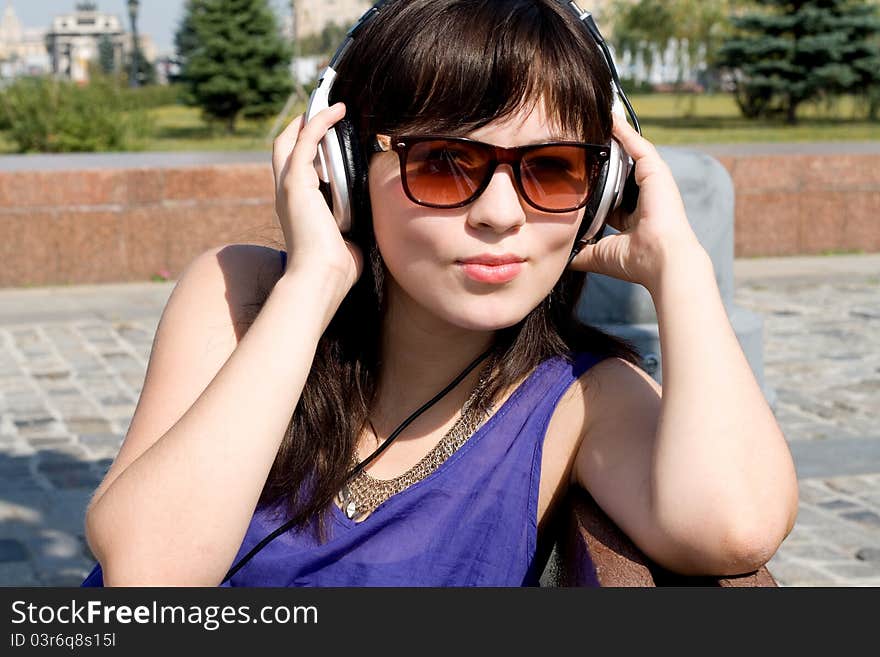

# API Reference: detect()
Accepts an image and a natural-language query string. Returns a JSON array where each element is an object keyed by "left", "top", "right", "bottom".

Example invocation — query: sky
[{"left": 5, "top": 1, "right": 291, "bottom": 54}]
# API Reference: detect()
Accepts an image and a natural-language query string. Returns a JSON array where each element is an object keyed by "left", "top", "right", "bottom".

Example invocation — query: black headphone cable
[{"left": 221, "top": 344, "right": 496, "bottom": 584}]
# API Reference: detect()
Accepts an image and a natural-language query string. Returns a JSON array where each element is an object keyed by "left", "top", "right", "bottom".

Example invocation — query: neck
[{"left": 372, "top": 284, "right": 496, "bottom": 433}]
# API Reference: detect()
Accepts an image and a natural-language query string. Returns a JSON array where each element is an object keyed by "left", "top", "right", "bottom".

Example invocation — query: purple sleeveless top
[{"left": 80, "top": 351, "right": 606, "bottom": 587}]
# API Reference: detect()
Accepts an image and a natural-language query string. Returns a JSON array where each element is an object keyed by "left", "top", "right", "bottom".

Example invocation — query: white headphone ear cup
[
  {"left": 576, "top": 140, "right": 621, "bottom": 244},
  {"left": 305, "top": 68, "right": 352, "bottom": 233},
  {"left": 315, "top": 126, "right": 351, "bottom": 233}
]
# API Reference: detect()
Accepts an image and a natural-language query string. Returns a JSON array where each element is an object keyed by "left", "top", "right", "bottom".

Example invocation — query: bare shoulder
[
  {"left": 179, "top": 243, "right": 286, "bottom": 337},
  {"left": 578, "top": 356, "right": 661, "bottom": 411},
  {"left": 564, "top": 356, "right": 662, "bottom": 488},
  {"left": 86, "top": 243, "right": 285, "bottom": 510}
]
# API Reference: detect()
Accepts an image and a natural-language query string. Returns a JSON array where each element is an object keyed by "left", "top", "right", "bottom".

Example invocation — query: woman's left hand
[{"left": 567, "top": 115, "right": 706, "bottom": 291}]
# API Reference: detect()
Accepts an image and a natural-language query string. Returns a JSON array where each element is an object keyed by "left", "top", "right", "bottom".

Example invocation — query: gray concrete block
[{"left": 574, "top": 148, "right": 767, "bottom": 396}]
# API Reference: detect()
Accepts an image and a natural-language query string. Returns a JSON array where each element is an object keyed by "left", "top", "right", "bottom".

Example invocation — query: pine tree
[
  {"left": 175, "top": 0, "right": 201, "bottom": 64},
  {"left": 719, "top": 0, "right": 880, "bottom": 123},
  {"left": 175, "top": 0, "right": 294, "bottom": 133}
]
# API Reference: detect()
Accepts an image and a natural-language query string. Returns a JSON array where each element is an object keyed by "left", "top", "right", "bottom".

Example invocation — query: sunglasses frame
[{"left": 372, "top": 134, "right": 611, "bottom": 214}]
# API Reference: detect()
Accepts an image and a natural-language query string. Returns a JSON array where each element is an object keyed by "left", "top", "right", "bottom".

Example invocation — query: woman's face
[{"left": 368, "top": 100, "right": 586, "bottom": 332}]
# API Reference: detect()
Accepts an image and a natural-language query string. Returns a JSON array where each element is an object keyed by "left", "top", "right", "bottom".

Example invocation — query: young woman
[{"left": 82, "top": 0, "right": 798, "bottom": 587}]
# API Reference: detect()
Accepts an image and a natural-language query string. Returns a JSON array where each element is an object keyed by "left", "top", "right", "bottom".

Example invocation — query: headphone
[{"left": 305, "top": 0, "right": 642, "bottom": 261}]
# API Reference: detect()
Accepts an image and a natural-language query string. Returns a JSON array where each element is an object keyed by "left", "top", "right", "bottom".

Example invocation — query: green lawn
[
  {"left": 0, "top": 103, "right": 306, "bottom": 154},
  {"left": 1, "top": 94, "right": 877, "bottom": 154},
  {"left": 632, "top": 93, "right": 880, "bottom": 144},
  {"left": 137, "top": 105, "right": 286, "bottom": 152},
  {"left": 142, "top": 95, "right": 878, "bottom": 150}
]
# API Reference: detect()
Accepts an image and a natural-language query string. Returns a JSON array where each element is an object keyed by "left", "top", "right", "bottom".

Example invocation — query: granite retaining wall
[{"left": 1, "top": 147, "right": 878, "bottom": 287}]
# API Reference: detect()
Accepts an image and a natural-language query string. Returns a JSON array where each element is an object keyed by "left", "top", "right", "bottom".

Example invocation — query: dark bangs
[{"left": 331, "top": 0, "right": 613, "bottom": 146}]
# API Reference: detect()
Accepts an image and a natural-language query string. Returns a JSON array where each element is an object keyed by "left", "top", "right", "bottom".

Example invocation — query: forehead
[{"left": 464, "top": 100, "right": 576, "bottom": 146}]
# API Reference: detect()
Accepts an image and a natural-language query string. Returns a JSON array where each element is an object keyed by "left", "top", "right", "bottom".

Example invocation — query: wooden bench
[{"left": 550, "top": 486, "right": 778, "bottom": 587}]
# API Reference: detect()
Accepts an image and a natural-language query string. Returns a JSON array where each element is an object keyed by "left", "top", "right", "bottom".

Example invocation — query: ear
[{"left": 374, "top": 133, "right": 392, "bottom": 152}]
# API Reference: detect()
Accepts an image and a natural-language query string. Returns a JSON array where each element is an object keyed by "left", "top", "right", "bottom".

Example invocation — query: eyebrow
[
  {"left": 535, "top": 136, "right": 578, "bottom": 143},
  {"left": 462, "top": 136, "right": 581, "bottom": 146}
]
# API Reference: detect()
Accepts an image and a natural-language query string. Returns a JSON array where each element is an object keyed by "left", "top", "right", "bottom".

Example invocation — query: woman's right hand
[{"left": 272, "top": 102, "right": 364, "bottom": 293}]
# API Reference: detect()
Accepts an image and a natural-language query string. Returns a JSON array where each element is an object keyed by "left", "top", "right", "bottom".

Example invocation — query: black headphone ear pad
[
  {"left": 575, "top": 159, "right": 609, "bottom": 244},
  {"left": 621, "top": 164, "right": 639, "bottom": 214},
  {"left": 333, "top": 117, "right": 371, "bottom": 238}
]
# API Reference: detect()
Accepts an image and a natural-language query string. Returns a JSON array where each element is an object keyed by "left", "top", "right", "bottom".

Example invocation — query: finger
[
  {"left": 567, "top": 231, "right": 629, "bottom": 277},
  {"left": 272, "top": 114, "right": 304, "bottom": 176},
  {"left": 611, "top": 114, "right": 658, "bottom": 163},
  {"left": 344, "top": 239, "right": 365, "bottom": 283},
  {"left": 288, "top": 102, "right": 346, "bottom": 181},
  {"left": 612, "top": 115, "right": 674, "bottom": 190}
]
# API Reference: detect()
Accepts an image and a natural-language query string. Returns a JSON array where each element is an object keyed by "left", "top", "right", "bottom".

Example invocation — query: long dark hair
[{"left": 256, "top": 0, "right": 641, "bottom": 542}]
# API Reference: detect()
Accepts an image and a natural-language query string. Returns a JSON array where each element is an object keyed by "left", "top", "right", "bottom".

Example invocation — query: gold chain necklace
[{"left": 336, "top": 356, "right": 496, "bottom": 522}]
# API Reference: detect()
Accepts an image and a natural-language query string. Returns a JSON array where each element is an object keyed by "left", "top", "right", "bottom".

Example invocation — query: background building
[
  {"left": 0, "top": 2, "right": 50, "bottom": 77},
  {"left": 44, "top": 1, "right": 155, "bottom": 83},
  {"left": 279, "top": 0, "right": 618, "bottom": 85},
  {"left": 285, "top": 0, "right": 617, "bottom": 41},
  {"left": 290, "top": 0, "right": 371, "bottom": 41}
]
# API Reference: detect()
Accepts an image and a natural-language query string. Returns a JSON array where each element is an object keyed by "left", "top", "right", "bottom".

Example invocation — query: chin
[{"left": 437, "top": 294, "right": 540, "bottom": 332}]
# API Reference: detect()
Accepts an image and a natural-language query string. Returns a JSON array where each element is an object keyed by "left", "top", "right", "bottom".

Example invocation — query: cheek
[
  {"left": 371, "top": 201, "right": 457, "bottom": 306},
  {"left": 369, "top": 157, "right": 430, "bottom": 248},
  {"left": 513, "top": 213, "right": 584, "bottom": 304},
  {"left": 528, "top": 211, "right": 584, "bottom": 274}
]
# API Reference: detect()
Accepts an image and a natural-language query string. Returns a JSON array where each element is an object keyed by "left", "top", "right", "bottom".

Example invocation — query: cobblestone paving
[
  {"left": 0, "top": 258, "right": 877, "bottom": 586},
  {"left": 733, "top": 271, "right": 880, "bottom": 586}
]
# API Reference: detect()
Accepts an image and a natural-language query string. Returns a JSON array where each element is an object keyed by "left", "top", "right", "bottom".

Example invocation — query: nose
[{"left": 465, "top": 163, "right": 527, "bottom": 234}]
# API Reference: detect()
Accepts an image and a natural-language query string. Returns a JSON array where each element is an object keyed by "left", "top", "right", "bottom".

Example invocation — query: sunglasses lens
[
  {"left": 520, "top": 145, "right": 595, "bottom": 211},
  {"left": 404, "top": 140, "right": 489, "bottom": 206},
  {"left": 398, "top": 139, "right": 602, "bottom": 211}
]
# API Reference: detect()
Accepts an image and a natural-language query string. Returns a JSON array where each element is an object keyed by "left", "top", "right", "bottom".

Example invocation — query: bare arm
[
  {"left": 570, "top": 116, "right": 798, "bottom": 576},
  {"left": 84, "top": 248, "right": 348, "bottom": 586},
  {"left": 575, "top": 249, "right": 798, "bottom": 577},
  {"left": 650, "top": 249, "right": 797, "bottom": 571},
  {"left": 85, "top": 103, "right": 361, "bottom": 586}
]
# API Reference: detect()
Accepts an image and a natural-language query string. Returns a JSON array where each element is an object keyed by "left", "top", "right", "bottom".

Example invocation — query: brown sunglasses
[{"left": 372, "top": 134, "right": 610, "bottom": 213}]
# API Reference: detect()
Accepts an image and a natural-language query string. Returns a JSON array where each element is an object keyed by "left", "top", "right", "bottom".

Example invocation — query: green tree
[
  {"left": 611, "top": 0, "right": 744, "bottom": 90},
  {"left": 718, "top": 0, "right": 880, "bottom": 123},
  {"left": 174, "top": 0, "right": 200, "bottom": 63},
  {"left": 297, "top": 22, "right": 349, "bottom": 56},
  {"left": 175, "top": 0, "right": 294, "bottom": 133},
  {"left": 98, "top": 35, "right": 117, "bottom": 74},
  {"left": 127, "top": 49, "right": 157, "bottom": 87}
]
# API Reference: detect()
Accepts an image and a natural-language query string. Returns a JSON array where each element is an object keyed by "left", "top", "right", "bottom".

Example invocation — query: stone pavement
[{"left": 0, "top": 254, "right": 878, "bottom": 587}]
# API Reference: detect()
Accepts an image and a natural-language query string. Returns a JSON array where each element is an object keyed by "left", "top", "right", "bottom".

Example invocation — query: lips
[
  {"left": 457, "top": 254, "right": 526, "bottom": 284},
  {"left": 458, "top": 254, "right": 525, "bottom": 266}
]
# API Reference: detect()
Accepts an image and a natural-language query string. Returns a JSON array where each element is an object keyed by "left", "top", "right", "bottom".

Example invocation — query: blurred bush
[
  {"left": 0, "top": 75, "right": 154, "bottom": 153},
  {"left": 120, "top": 82, "right": 182, "bottom": 110},
  {"left": 619, "top": 77, "right": 656, "bottom": 95}
]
